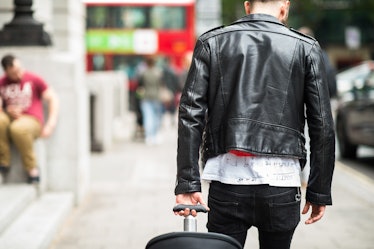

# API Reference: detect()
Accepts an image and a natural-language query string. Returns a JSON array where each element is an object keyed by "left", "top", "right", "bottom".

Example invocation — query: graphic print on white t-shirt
[
  {"left": 0, "top": 82, "right": 32, "bottom": 111},
  {"left": 202, "top": 153, "right": 301, "bottom": 187}
]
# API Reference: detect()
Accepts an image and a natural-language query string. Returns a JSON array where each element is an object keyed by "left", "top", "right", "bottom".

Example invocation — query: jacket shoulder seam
[{"left": 290, "top": 28, "right": 316, "bottom": 43}]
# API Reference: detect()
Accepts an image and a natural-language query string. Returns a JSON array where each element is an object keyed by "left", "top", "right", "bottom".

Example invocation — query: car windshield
[
  {"left": 366, "top": 71, "right": 374, "bottom": 88},
  {"left": 350, "top": 70, "right": 374, "bottom": 100},
  {"left": 337, "top": 61, "right": 374, "bottom": 96}
]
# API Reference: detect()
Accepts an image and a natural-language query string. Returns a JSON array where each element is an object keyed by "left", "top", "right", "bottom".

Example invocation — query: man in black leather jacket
[{"left": 174, "top": 1, "right": 335, "bottom": 248}]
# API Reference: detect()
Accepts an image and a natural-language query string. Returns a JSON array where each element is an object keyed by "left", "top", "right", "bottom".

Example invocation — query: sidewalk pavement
[{"left": 49, "top": 114, "right": 374, "bottom": 249}]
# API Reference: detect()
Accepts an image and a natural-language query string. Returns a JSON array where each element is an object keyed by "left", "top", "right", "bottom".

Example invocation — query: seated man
[{"left": 0, "top": 54, "right": 59, "bottom": 183}]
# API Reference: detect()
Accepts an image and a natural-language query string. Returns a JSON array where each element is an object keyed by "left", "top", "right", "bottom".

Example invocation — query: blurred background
[
  {"left": 83, "top": 0, "right": 374, "bottom": 72},
  {"left": 0, "top": 1, "right": 373, "bottom": 249},
  {"left": 81, "top": 0, "right": 374, "bottom": 161}
]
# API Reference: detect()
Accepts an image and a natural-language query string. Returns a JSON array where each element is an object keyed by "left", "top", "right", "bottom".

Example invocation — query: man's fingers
[
  {"left": 196, "top": 198, "right": 210, "bottom": 212},
  {"left": 304, "top": 205, "right": 326, "bottom": 225},
  {"left": 190, "top": 209, "right": 197, "bottom": 217},
  {"left": 173, "top": 207, "right": 203, "bottom": 217},
  {"left": 302, "top": 202, "right": 310, "bottom": 214},
  {"left": 305, "top": 211, "right": 324, "bottom": 224},
  {"left": 174, "top": 208, "right": 191, "bottom": 217}
]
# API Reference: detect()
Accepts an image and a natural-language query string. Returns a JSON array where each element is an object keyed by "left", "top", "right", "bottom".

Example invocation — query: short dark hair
[{"left": 1, "top": 54, "right": 16, "bottom": 70}]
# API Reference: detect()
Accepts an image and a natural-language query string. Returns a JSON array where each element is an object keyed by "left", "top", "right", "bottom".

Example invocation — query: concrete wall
[
  {"left": 87, "top": 71, "right": 128, "bottom": 152},
  {"left": 52, "top": 1, "right": 86, "bottom": 54}
]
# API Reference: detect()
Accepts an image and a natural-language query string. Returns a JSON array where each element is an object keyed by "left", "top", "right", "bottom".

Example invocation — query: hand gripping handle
[
  {"left": 173, "top": 204, "right": 208, "bottom": 213},
  {"left": 173, "top": 205, "right": 208, "bottom": 232}
]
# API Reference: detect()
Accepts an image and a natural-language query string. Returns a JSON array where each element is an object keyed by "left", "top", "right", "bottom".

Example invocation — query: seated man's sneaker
[
  {"left": 27, "top": 167, "right": 40, "bottom": 184},
  {"left": 0, "top": 165, "right": 10, "bottom": 184}
]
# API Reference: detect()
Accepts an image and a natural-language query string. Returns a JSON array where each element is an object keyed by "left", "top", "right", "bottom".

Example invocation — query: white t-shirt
[{"left": 201, "top": 153, "right": 301, "bottom": 187}]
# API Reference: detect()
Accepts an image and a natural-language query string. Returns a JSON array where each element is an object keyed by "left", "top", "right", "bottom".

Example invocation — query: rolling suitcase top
[
  {"left": 146, "top": 232, "right": 242, "bottom": 249},
  {"left": 145, "top": 205, "right": 242, "bottom": 249}
]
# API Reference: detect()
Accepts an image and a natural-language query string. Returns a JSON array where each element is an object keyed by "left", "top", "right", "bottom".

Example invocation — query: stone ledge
[
  {"left": 0, "top": 192, "right": 74, "bottom": 249},
  {"left": 0, "top": 185, "right": 36, "bottom": 234}
]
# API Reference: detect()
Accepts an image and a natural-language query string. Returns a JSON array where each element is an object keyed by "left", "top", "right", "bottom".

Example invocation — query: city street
[
  {"left": 0, "top": 1, "right": 373, "bottom": 249},
  {"left": 49, "top": 114, "right": 374, "bottom": 249}
]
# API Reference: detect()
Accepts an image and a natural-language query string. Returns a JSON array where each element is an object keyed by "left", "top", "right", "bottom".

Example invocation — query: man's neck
[
  {"left": 251, "top": 8, "right": 281, "bottom": 20},
  {"left": 247, "top": 0, "right": 289, "bottom": 24}
]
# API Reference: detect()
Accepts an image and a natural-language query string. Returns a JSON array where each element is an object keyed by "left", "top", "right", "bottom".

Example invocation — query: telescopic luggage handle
[
  {"left": 173, "top": 205, "right": 208, "bottom": 232},
  {"left": 146, "top": 205, "right": 242, "bottom": 249},
  {"left": 173, "top": 204, "right": 208, "bottom": 213}
]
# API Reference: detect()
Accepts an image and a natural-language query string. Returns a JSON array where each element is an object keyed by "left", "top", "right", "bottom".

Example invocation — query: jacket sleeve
[
  {"left": 304, "top": 42, "right": 336, "bottom": 205},
  {"left": 174, "top": 39, "right": 210, "bottom": 195}
]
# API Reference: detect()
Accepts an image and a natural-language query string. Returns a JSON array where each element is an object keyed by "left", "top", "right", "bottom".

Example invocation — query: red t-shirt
[{"left": 0, "top": 71, "right": 48, "bottom": 125}]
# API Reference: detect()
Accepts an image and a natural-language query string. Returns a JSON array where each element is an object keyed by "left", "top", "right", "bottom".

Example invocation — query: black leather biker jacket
[{"left": 175, "top": 14, "right": 335, "bottom": 205}]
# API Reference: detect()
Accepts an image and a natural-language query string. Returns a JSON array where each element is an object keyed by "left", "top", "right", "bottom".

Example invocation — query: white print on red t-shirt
[{"left": 0, "top": 82, "right": 32, "bottom": 111}]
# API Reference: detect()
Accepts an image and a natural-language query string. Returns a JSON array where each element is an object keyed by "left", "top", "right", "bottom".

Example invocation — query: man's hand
[
  {"left": 40, "top": 123, "right": 54, "bottom": 138},
  {"left": 41, "top": 87, "right": 58, "bottom": 138},
  {"left": 6, "top": 105, "right": 23, "bottom": 119},
  {"left": 302, "top": 201, "right": 326, "bottom": 224},
  {"left": 175, "top": 192, "right": 209, "bottom": 217}
]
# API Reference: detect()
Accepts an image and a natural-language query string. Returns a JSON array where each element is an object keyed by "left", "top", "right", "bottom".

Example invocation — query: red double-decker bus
[{"left": 84, "top": 0, "right": 196, "bottom": 73}]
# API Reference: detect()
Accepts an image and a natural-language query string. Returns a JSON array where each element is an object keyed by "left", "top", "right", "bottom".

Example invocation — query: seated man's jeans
[
  {"left": 0, "top": 112, "right": 41, "bottom": 171},
  {"left": 207, "top": 181, "right": 301, "bottom": 249}
]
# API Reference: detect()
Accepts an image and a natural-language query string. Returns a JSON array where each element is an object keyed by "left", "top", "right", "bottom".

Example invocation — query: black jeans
[{"left": 207, "top": 181, "right": 301, "bottom": 249}]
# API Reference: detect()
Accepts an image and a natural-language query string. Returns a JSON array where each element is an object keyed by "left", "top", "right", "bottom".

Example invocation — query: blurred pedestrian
[
  {"left": 175, "top": 51, "right": 193, "bottom": 115},
  {"left": 138, "top": 56, "right": 164, "bottom": 145},
  {"left": 174, "top": 1, "right": 335, "bottom": 249},
  {"left": 161, "top": 56, "right": 180, "bottom": 124},
  {"left": 178, "top": 51, "right": 193, "bottom": 91},
  {"left": 0, "top": 54, "right": 59, "bottom": 183},
  {"left": 132, "top": 60, "right": 147, "bottom": 141}
]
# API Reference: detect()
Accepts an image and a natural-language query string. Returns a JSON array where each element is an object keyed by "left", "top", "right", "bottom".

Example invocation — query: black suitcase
[{"left": 145, "top": 205, "right": 242, "bottom": 249}]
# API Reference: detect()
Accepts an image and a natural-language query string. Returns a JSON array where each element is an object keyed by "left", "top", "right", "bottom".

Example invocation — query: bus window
[
  {"left": 87, "top": 6, "right": 185, "bottom": 30},
  {"left": 108, "top": 6, "right": 123, "bottom": 28},
  {"left": 87, "top": 7, "right": 108, "bottom": 28},
  {"left": 121, "top": 7, "right": 148, "bottom": 29},
  {"left": 151, "top": 6, "right": 185, "bottom": 30},
  {"left": 92, "top": 54, "right": 105, "bottom": 71},
  {"left": 85, "top": 1, "right": 195, "bottom": 72}
]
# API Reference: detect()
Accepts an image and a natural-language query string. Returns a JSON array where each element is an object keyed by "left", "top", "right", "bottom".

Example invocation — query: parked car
[{"left": 335, "top": 61, "right": 374, "bottom": 158}]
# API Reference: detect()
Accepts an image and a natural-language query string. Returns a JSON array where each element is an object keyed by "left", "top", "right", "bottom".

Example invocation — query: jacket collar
[{"left": 231, "top": 13, "right": 285, "bottom": 27}]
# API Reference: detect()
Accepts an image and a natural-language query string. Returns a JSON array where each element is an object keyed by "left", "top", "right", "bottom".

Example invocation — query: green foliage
[
  {"left": 220, "top": 0, "right": 374, "bottom": 45},
  {"left": 288, "top": 1, "right": 321, "bottom": 30},
  {"left": 221, "top": 0, "right": 246, "bottom": 24},
  {"left": 221, "top": 0, "right": 322, "bottom": 28}
]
